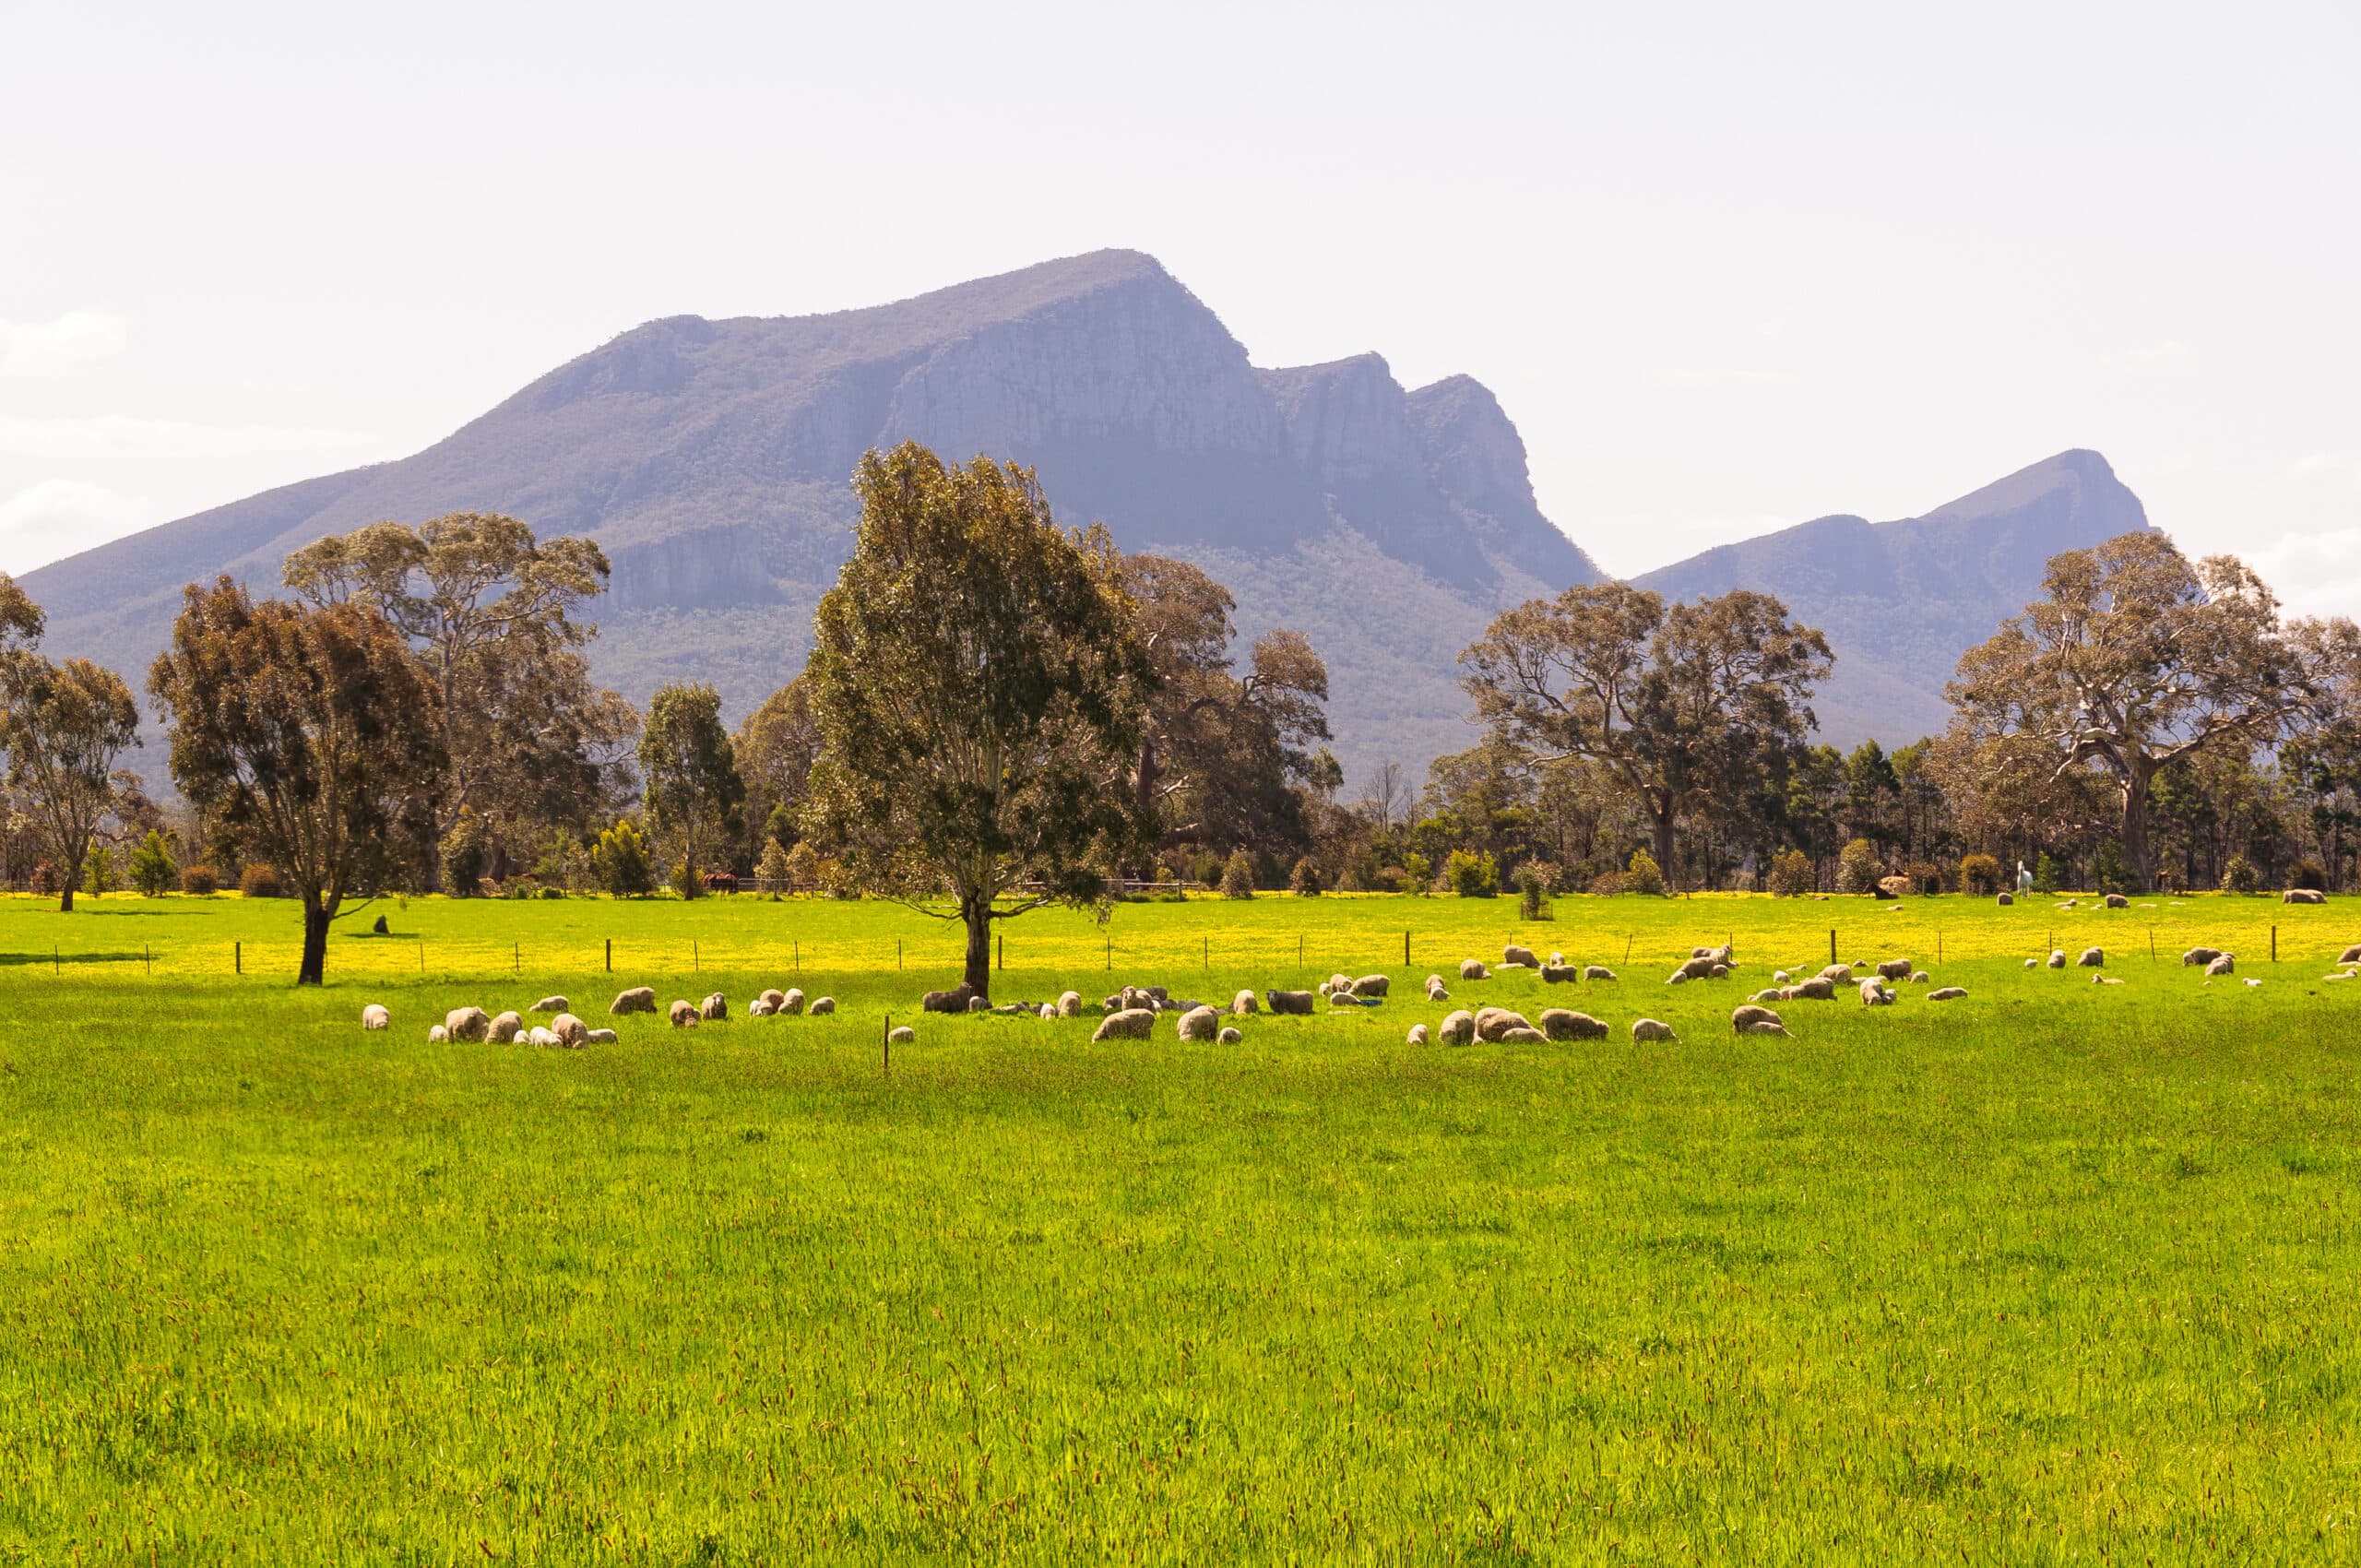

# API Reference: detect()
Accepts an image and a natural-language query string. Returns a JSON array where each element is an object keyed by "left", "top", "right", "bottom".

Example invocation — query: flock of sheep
[
  {"left": 357, "top": 984, "right": 841, "bottom": 1046},
  {"left": 361, "top": 932, "right": 2361, "bottom": 1049}
]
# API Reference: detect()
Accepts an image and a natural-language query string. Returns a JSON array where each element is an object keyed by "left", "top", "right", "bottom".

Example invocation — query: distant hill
[
  {"left": 21, "top": 249, "right": 1600, "bottom": 789},
  {"left": 1633, "top": 450, "right": 2153, "bottom": 744}
]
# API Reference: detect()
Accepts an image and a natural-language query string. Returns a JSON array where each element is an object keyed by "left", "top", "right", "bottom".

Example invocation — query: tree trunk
[
  {"left": 2120, "top": 766, "right": 2155, "bottom": 894},
  {"left": 961, "top": 896, "right": 991, "bottom": 1000},
  {"left": 58, "top": 885, "right": 73, "bottom": 912},
  {"left": 1649, "top": 806, "right": 1677, "bottom": 891},
  {"left": 298, "top": 900, "right": 332, "bottom": 985}
]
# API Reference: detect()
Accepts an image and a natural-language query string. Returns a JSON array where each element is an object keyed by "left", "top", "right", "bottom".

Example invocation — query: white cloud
[
  {"left": 0, "top": 479, "right": 156, "bottom": 575},
  {"left": 2100, "top": 339, "right": 2196, "bottom": 379},
  {"left": 2286, "top": 452, "right": 2361, "bottom": 493},
  {"left": 1643, "top": 367, "right": 1816, "bottom": 389},
  {"left": 1756, "top": 313, "right": 1789, "bottom": 341},
  {"left": 0, "top": 412, "right": 380, "bottom": 462},
  {"left": 0, "top": 312, "right": 131, "bottom": 375},
  {"left": 2250, "top": 529, "right": 2361, "bottom": 619}
]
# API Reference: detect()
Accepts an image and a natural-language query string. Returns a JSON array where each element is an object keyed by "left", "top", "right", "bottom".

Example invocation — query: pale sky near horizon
[{"left": 4, "top": 1, "right": 2356, "bottom": 606}]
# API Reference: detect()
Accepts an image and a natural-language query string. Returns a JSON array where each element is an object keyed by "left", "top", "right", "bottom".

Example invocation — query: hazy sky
[{"left": 5, "top": 1, "right": 2356, "bottom": 606}]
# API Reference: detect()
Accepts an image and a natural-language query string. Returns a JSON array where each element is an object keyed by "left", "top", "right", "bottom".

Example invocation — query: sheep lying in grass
[
  {"left": 527, "top": 1026, "right": 560, "bottom": 1048},
  {"left": 1928, "top": 987, "right": 1967, "bottom": 1001},
  {"left": 1784, "top": 978, "right": 1837, "bottom": 1001}
]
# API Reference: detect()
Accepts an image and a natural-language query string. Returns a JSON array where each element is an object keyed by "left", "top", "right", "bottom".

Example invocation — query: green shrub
[
  {"left": 1906, "top": 860, "right": 1944, "bottom": 896},
  {"left": 1958, "top": 853, "right": 2001, "bottom": 895},
  {"left": 1445, "top": 849, "right": 1498, "bottom": 898},
  {"left": 592, "top": 821, "right": 657, "bottom": 897},
  {"left": 2092, "top": 840, "right": 2133, "bottom": 896},
  {"left": 1769, "top": 849, "right": 1813, "bottom": 897},
  {"left": 1400, "top": 851, "right": 1430, "bottom": 895},
  {"left": 129, "top": 830, "right": 176, "bottom": 897},
  {"left": 1837, "top": 838, "right": 1882, "bottom": 895},
  {"left": 756, "top": 839, "right": 793, "bottom": 885},
  {"left": 1513, "top": 859, "right": 1551, "bottom": 917},
  {"left": 670, "top": 859, "right": 704, "bottom": 900},
  {"left": 2223, "top": 853, "right": 2260, "bottom": 894},
  {"left": 1623, "top": 850, "right": 1665, "bottom": 897},
  {"left": 178, "top": 864, "right": 219, "bottom": 896},
  {"left": 784, "top": 841, "right": 824, "bottom": 890},
  {"left": 1288, "top": 856, "right": 1323, "bottom": 897},
  {"left": 81, "top": 846, "right": 115, "bottom": 897},
  {"left": 2034, "top": 852, "right": 2065, "bottom": 894},
  {"left": 239, "top": 862, "right": 284, "bottom": 899},
  {"left": 1228, "top": 849, "right": 1265, "bottom": 902}
]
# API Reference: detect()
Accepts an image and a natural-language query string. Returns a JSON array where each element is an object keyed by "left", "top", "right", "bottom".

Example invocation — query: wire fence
[{"left": 2, "top": 898, "right": 2345, "bottom": 984}]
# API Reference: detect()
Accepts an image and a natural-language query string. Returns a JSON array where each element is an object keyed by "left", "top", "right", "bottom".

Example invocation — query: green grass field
[{"left": 5, "top": 888, "right": 2361, "bottom": 1562}]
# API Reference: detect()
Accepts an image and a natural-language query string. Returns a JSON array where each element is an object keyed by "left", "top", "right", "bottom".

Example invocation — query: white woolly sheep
[
  {"left": 1092, "top": 1008, "right": 1155, "bottom": 1042},
  {"left": 1438, "top": 1010, "right": 1477, "bottom": 1046},
  {"left": 361, "top": 1004, "right": 389, "bottom": 1031},
  {"left": 670, "top": 1000, "right": 698, "bottom": 1028},
  {"left": 809, "top": 996, "right": 836, "bottom": 1016},
  {"left": 1631, "top": 1017, "right": 1678, "bottom": 1042},
  {"left": 611, "top": 988, "right": 657, "bottom": 1016},
  {"left": 1217, "top": 1027, "right": 1242, "bottom": 1045}
]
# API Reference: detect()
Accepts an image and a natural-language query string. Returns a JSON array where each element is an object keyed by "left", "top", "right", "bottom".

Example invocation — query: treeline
[{"left": 3, "top": 443, "right": 2357, "bottom": 986}]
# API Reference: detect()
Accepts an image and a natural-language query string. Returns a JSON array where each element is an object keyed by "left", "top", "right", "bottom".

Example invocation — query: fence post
[
  {"left": 1829, "top": 929, "right": 1836, "bottom": 965},
  {"left": 997, "top": 933, "right": 1003, "bottom": 971},
  {"left": 694, "top": 940, "right": 699, "bottom": 973},
  {"left": 235, "top": 941, "right": 241, "bottom": 976},
  {"left": 883, "top": 1014, "right": 891, "bottom": 1075},
  {"left": 2272, "top": 924, "right": 2278, "bottom": 963},
  {"left": 605, "top": 938, "right": 611, "bottom": 972},
  {"left": 1404, "top": 930, "right": 1410, "bottom": 966}
]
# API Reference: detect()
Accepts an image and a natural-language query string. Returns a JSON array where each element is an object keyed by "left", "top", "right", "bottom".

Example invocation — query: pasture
[{"left": 4, "top": 888, "right": 2360, "bottom": 1562}]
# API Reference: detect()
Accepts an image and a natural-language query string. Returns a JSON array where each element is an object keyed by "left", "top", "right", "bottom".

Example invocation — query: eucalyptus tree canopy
[
  {"left": 804, "top": 442, "right": 1155, "bottom": 997},
  {"left": 1, "top": 655, "right": 139, "bottom": 912}
]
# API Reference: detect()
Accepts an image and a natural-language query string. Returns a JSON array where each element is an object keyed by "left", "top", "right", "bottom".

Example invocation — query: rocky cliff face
[{"left": 20, "top": 249, "right": 1600, "bottom": 786}]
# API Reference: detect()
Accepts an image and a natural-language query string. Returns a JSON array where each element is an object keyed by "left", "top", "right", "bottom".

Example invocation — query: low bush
[
  {"left": 28, "top": 860, "right": 58, "bottom": 896},
  {"left": 2223, "top": 853, "right": 2260, "bottom": 894},
  {"left": 1769, "top": 849, "right": 1813, "bottom": 897},
  {"left": 1958, "top": 853, "right": 2001, "bottom": 895},
  {"left": 1587, "top": 870, "right": 1624, "bottom": 897},
  {"left": 1623, "top": 850, "right": 1665, "bottom": 897},
  {"left": 239, "top": 863, "right": 284, "bottom": 899},
  {"left": 179, "top": 864, "right": 219, "bottom": 896},
  {"left": 1288, "top": 856, "right": 1323, "bottom": 897},
  {"left": 1446, "top": 849, "right": 1498, "bottom": 899},
  {"left": 1906, "top": 860, "right": 1944, "bottom": 896},
  {"left": 129, "top": 830, "right": 176, "bottom": 897},
  {"left": 1836, "top": 838, "right": 1882, "bottom": 896}
]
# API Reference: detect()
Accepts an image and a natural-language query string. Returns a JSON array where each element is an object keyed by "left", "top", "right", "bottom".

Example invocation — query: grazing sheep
[
  {"left": 2104, "top": 893, "right": 2130, "bottom": 909},
  {"left": 1665, "top": 970, "right": 1690, "bottom": 987},
  {"left": 1053, "top": 991, "right": 1083, "bottom": 1018},
  {"left": 2077, "top": 947, "right": 2105, "bottom": 968},
  {"left": 361, "top": 1004, "right": 389, "bottom": 1031},
  {"left": 749, "top": 999, "right": 777, "bottom": 1017},
  {"left": 921, "top": 984, "right": 976, "bottom": 1014},
  {"left": 1438, "top": 1009, "right": 1477, "bottom": 1046},
  {"left": 585, "top": 1028, "right": 617, "bottom": 1045},
  {"left": 527, "top": 1027, "right": 560, "bottom": 1048},
  {"left": 1351, "top": 975, "right": 1390, "bottom": 998},
  {"left": 1742, "top": 1020, "right": 1791, "bottom": 1037},
  {"left": 486, "top": 1011, "right": 525, "bottom": 1044},
  {"left": 552, "top": 1013, "right": 587, "bottom": 1047},
  {"left": 1209, "top": 1025, "right": 1238, "bottom": 1045},
  {"left": 2205, "top": 954, "right": 2235, "bottom": 977},
  {"left": 1407, "top": 1024, "right": 1430, "bottom": 1045},
  {"left": 1503, "top": 944, "right": 1538, "bottom": 968},
  {"left": 427, "top": 1025, "right": 449, "bottom": 1043},
  {"left": 669, "top": 1000, "right": 698, "bottom": 1028},
  {"left": 1177, "top": 1005, "right": 1220, "bottom": 1041},
  {"left": 1928, "top": 987, "right": 1967, "bottom": 1001},
  {"left": 1750, "top": 988, "right": 1786, "bottom": 1004},
  {"left": 2023, "top": 957, "right": 2038, "bottom": 968},
  {"left": 1426, "top": 982, "right": 1450, "bottom": 1003},
  {"left": 1539, "top": 963, "right": 1579, "bottom": 984},
  {"left": 1997, "top": 892, "right": 2014, "bottom": 906},
  {"left": 1631, "top": 1017, "right": 1679, "bottom": 1042},
  {"left": 1584, "top": 966, "right": 1616, "bottom": 982},
  {"left": 1858, "top": 980, "right": 1894, "bottom": 1006},
  {"left": 967, "top": 996, "right": 990, "bottom": 1012},
  {"left": 808, "top": 996, "right": 836, "bottom": 1016},
  {"left": 1819, "top": 964, "right": 1854, "bottom": 983},
  {"left": 1325, "top": 973, "right": 1355, "bottom": 995},
  {"left": 611, "top": 987, "right": 658, "bottom": 1016},
  {"left": 1459, "top": 959, "right": 1490, "bottom": 981},
  {"left": 445, "top": 1006, "right": 491, "bottom": 1042},
  {"left": 1708, "top": 964, "right": 1731, "bottom": 980},
  {"left": 1908, "top": 971, "right": 1929, "bottom": 984},
  {"left": 1265, "top": 990, "right": 1315, "bottom": 1016},
  {"left": 1785, "top": 978, "right": 1837, "bottom": 1001},
  {"left": 1731, "top": 1004, "right": 1783, "bottom": 1033},
  {"left": 2284, "top": 888, "right": 2327, "bottom": 905},
  {"left": 700, "top": 992, "right": 729, "bottom": 1021},
  {"left": 2047, "top": 951, "right": 2068, "bottom": 969},
  {"left": 1499, "top": 1027, "right": 1548, "bottom": 1044},
  {"left": 1875, "top": 958, "right": 1913, "bottom": 981},
  {"left": 778, "top": 989, "right": 805, "bottom": 1016},
  {"left": 888, "top": 1026, "right": 916, "bottom": 1046},
  {"left": 758, "top": 989, "right": 786, "bottom": 1011},
  {"left": 2341, "top": 944, "right": 2361, "bottom": 966},
  {"left": 1771, "top": 970, "right": 1791, "bottom": 985},
  {"left": 1672, "top": 956, "right": 1720, "bottom": 981},
  {"left": 1092, "top": 1008, "right": 1155, "bottom": 1042},
  {"left": 530, "top": 995, "right": 568, "bottom": 1013},
  {"left": 1474, "top": 1007, "right": 1534, "bottom": 1042},
  {"left": 1540, "top": 1009, "right": 1608, "bottom": 1040}
]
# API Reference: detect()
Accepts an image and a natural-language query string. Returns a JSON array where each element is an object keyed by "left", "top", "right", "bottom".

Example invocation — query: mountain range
[{"left": 20, "top": 249, "right": 2147, "bottom": 789}]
